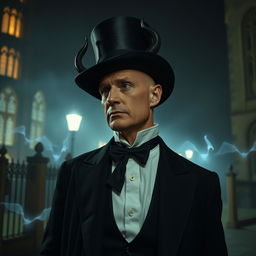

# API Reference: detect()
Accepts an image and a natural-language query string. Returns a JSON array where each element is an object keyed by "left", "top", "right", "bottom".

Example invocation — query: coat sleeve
[
  {"left": 204, "top": 172, "right": 228, "bottom": 256},
  {"left": 40, "top": 161, "right": 71, "bottom": 256}
]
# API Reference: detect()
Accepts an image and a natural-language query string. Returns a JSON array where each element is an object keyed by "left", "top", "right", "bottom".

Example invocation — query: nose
[{"left": 105, "top": 86, "right": 120, "bottom": 106}]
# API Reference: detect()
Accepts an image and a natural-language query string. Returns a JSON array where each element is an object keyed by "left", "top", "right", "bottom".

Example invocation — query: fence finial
[
  {"left": 228, "top": 164, "right": 236, "bottom": 175},
  {"left": 35, "top": 142, "right": 44, "bottom": 155},
  {"left": 0, "top": 145, "right": 7, "bottom": 158},
  {"left": 65, "top": 152, "right": 72, "bottom": 161}
]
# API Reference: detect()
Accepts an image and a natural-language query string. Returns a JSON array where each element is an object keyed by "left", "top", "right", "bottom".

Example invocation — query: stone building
[
  {"left": 0, "top": 0, "right": 46, "bottom": 160},
  {"left": 225, "top": 0, "right": 256, "bottom": 206}
]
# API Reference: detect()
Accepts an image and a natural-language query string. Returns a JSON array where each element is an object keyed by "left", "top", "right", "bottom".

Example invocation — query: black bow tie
[{"left": 107, "top": 136, "right": 160, "bottom": 193}]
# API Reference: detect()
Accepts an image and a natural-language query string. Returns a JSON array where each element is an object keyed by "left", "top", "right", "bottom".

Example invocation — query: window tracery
[
  {"left": 30, "top": 92, "right": 46, "bottom": 148},
  {"left": 1, "top": 7, "right": 23, "bottom": 38},
  {"left": 0, "top": 46, "right": 20, "bottom": 79},
  {"left": 242, "top": 7, "right": 256, "bottom": 99},
  {"left": 0, "top": 87, "right": 17, "bottom": 146}
]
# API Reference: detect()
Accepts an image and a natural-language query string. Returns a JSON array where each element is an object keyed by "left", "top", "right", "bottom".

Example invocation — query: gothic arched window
[
  {"left": 0, "top": 46, "right": 20, "bottom": 79},
  {"left": 7, "top": 48, "right": 15, "bottom": 77},
  {"left": 1, "top": 7, "right": 10, "bottom": 33},
  {"left": 242, "top": 7, "right": 256, "bottom": 99},
  {"left": 15, "top": 13, "right": 22, "bottom": 38},
  {"left": 13, "top": 52, "right": 20, "bottom": 79},
  {"left": 0, "top": 46, "right": 8, "bottom": 76},
  {"left": 8, "top": 9, "right": 17, "bottom": 35},
  {"left": 1, "top": 7, "right": 22, "bottom": 38},
  {"left": 30, "top": 92, "right": 46, "bottom": 148},
  {"left": 0, "top": 87, "right": 17, "bottom": 146}
]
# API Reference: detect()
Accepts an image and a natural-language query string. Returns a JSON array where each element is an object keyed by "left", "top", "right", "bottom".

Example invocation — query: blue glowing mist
[
  {"left": 178, "top": 135, "right": 255, "bottom": 160},
  {"left": 215, "top": 141, "right": 256, "bottom": 158},
  {"left": 178, "top": 135, "right": 215, "bottom": 160},
  {"left": 3, "top": 132, "right": 255, "bottom": 224},
  {"left": 13, "top": 125, "right": 256, "bottom": 162},
  {"left": 13, "top": 126, "right": 70, "bottom": 163},
  {"left": 1, "top": 202, "right": 51, "bottom": 225}
]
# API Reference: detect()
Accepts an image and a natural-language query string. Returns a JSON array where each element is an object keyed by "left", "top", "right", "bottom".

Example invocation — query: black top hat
[{"left": 75, "top": 16, "right": 175, "bottom": 105}]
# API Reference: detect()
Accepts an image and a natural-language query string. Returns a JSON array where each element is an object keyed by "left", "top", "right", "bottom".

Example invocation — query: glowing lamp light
[
  {"left": 98, "top": 140, "right": 106, "bottom": 148},
  {"left": 185, "top": 149, "right": 194, "bottom": 159},
  {"left": 66, "top": 113, "right": 82, "bottom": 157},
  {"left": 66, "top": 114, "right": 82, "bottom": 131}
]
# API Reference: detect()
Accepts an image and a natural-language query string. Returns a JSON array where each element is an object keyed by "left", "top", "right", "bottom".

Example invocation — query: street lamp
[
  {"left": 98, "top": 140, "right": 106, "bottom": 148},
  {"left": 66, "top": 113, "right": 82, "bottom": 157},
  {"left": 185, "top": 149, "right": 194, "bottom": 160}
]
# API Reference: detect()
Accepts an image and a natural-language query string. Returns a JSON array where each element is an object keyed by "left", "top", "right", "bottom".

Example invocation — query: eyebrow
[{"left": 99, "top": 77, "right": 133, "bottom": 88}]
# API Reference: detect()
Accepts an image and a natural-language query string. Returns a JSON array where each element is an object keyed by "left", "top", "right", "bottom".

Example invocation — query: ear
[{"left": 149, "top": 84, "right": 162, "bottom": 107}]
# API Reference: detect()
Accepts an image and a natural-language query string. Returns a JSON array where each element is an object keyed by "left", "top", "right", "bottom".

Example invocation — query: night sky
[{"left": 25, "top": 0, "right": 231, "bottom": 187}]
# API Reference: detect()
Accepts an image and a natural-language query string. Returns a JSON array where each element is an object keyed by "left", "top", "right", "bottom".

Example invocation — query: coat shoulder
[
  {"left": 162, "top": 139, "right": 219, "bottom": 182},
  {"left": 65, "top": 137, "right": 114, "bottom": 167},
  {"left": 67, "top": 147, "right": 104, "bottom": 165},
  {"left": 56, "top": 141, "right": 111, "bottom": 180},
  {"left": 162, "top": 142, "right": 221, "bottom": 202}
]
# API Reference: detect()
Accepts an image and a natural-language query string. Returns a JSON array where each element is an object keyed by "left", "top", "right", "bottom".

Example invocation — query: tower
[
  {"left": 225, "top": 0, "right": 256, "bottom": 205},
  {"left": 0, "top": 0, "right": 46, "bottom": 160}
]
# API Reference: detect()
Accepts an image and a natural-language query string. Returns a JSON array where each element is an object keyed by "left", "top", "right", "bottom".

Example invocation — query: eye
[
  {"left": 99, "top": 86, "right": 110, "bottom": 97},
  {"left": 120, "top": 82, "right": 132, "bottom": 89}
]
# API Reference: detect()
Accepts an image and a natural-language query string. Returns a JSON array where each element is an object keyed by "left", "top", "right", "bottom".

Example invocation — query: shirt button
[
  {"left": 128, "top": 210, "right": 135, "bottom": 217},
  {"left": 129, "top": 175, "right": 136, "bottom": 181}
]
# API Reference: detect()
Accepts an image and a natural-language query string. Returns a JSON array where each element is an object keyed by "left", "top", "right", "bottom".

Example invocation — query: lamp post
[{"left": 66, "top": 113, "right": 82, "bottom": 157}]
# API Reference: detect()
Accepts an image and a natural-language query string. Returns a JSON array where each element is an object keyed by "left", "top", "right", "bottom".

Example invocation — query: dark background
[{"left": 25, "top": 0, "right": 231, "bottom": 191}]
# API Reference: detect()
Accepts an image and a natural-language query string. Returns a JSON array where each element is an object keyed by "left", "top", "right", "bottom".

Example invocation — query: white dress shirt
[{"left": 112, "top": 124, "right": 160, "bottom": 242}]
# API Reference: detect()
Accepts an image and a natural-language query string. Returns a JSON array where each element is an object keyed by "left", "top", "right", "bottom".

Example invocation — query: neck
[
  {"left": 117, "top": 123, "right": 155, "bottom": 145},
  {"left": 118, "top": 130, "right": 137, "bottom": 145}
]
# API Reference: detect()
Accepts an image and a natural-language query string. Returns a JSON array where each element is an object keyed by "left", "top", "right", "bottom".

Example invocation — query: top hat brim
[{"left": 75, "top": 51, "right": 175, "bottom": 106}]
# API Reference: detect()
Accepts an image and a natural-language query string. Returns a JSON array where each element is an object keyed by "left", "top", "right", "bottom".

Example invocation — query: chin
[{"left": 108, "top": 119, "right": 133, "bottom": 132}]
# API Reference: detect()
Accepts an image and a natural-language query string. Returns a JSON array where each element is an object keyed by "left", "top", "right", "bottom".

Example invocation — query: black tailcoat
[{"left": 40, "top": 137, "right": 228, "bottom": 256}]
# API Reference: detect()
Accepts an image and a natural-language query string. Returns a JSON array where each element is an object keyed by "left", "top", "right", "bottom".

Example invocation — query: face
[{"left": 98, "top": 69, "right": 162, "bottom": 135}]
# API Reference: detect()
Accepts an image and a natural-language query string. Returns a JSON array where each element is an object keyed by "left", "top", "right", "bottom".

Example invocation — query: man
[{"left": 40, "top": 16, "right": 228, "bottom": 256}]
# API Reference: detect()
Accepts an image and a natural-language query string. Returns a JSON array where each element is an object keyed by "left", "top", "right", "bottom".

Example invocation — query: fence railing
[
  {"left": 0, "top": 143, "right": 59, "bottom": 256},
  {"left": 45, "top": 165, "right": 58, "bottom": 208},
  {"left": 1, "top": 144, "right": 255, "bottom": 254},
  {"left": 2, "top": 160, "right": 27, "bottom": 239}
]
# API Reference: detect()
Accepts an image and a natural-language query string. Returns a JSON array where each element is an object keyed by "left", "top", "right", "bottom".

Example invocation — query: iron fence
[{"left": 2, "top": 160, "right": 27, "bottom": 239}]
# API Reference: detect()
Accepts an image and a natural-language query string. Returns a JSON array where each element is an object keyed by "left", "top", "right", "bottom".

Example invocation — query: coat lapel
[
  {"left": 75, "top": 138, "right": 113, "bottom": 256},
  {"left": 157, "top": 138, "right": 197, "bottom": 256},
  {"left": 74, "top": 137, "right": 197, "bottom": 256}
]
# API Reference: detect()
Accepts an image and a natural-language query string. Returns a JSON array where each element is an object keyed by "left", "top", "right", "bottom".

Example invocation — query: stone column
[
  {"left": 226, "top": 165, "right": 239, "bottom": 228},
  {"left": 25, "top": 142, "right": 49, "bottom": 253}
]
